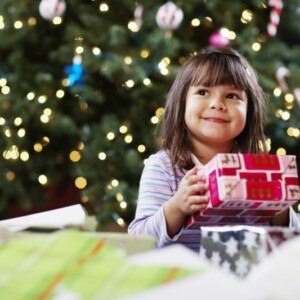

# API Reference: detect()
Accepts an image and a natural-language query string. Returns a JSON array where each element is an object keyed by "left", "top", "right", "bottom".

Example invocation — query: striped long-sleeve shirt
[
  {"left": 128, "top": 150, "right": 300, "bottom": 252},
  {"left": 128, "top": 150, "right": 202, "bottom": 252}
]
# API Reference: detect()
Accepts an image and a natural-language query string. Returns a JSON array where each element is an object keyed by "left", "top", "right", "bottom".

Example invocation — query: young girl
[{"left": 128, "top": 46, "right": 299, "bottom": 252}]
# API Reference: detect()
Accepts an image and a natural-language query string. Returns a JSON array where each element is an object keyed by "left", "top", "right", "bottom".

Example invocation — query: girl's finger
[
  {"left": 185, "top": 166, "right": 198, "bottom": 177},
  {"left": 190, "top": 195, "right": 210, "bottom": 204},
  {"left": 189, "top": 183, "right": 209, "bottom": 195},
  {"left": 190, "top": 203, "right": 208, "bottom": 212}
]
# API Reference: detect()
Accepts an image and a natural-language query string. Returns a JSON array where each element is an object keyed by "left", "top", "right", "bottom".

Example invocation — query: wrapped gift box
[
  {"left": 185, "top": 154, "right": 300, "bottom": 228},
  {"left": 0, "top": 230, "right": 192, "bottom": 299},
  {"left": 199, "top": 225, "right": 300, "bottom": 277},
  {"left": 93, "top": 232, "right": 156, "bottom": 255}
]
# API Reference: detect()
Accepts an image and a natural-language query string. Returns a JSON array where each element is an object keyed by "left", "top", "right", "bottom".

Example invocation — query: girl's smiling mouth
[{"left": 202, "top": 117, "right": 230, "bottom": 123}]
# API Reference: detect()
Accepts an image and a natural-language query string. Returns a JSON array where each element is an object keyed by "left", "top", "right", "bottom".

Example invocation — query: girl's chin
[{"left": 201, "top": 137, "right": 234, "bottom": 148}]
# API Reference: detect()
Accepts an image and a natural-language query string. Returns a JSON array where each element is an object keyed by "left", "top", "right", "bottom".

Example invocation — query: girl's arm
[
  {"left": 128, "top": 153, "right": 182, "bottom": 247},
  {"left": 128, "top": 152, "right": 208, "bottom": 247}
]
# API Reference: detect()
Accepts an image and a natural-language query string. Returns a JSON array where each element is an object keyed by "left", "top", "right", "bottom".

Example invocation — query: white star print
[
  {"left": 221, "top": 260, "right": 232, "bottom": 273},
  {"left": 210, "top": 251, "right": 222, "bottom": 267},
  {"left": 212, "top": 231, "right": 221, "bottom": 243},
  {"left": 256, "top": 242, "right": 268, "bottom": 262},
  {"left": 225, "top": 236, "right": 239, "bottom": 257},
  {"left": 243, "top": 231, "right": 259, "bottom": 250},
  {"left": 235, "top": 256, "right": 249, "bottom": 277}
]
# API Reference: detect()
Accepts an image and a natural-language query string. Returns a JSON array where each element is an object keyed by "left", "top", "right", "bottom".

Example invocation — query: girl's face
[{"left": 184, "top": 84, "right": 248, "bottom": 152}]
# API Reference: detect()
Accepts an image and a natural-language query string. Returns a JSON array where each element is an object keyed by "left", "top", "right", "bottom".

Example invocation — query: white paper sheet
[
  {"left": 0, "top": 204, "right": 86, "bottom": 231},
  {"left": 123, "top": 244, "right": 269, "bottom": 300}
]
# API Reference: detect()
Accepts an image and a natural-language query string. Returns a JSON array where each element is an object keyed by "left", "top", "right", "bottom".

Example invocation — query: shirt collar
[{"left": 191, "top": 153, "right": 203, "bottom": 168}]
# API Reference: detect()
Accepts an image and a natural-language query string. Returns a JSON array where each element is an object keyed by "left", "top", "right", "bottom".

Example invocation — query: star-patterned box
[
  {"left": 199, "top": 225, "right": 300, "bottom": 277},
  {"left": 185, "top": 153, "right": 300, "bottom": 228}
]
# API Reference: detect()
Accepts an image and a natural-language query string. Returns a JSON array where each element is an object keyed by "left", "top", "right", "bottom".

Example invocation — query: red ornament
[
  {"left": 267, "top": 0, "right": 283, "bottom": 37},
  {"left": 155, "top": 1, "right": 184, "bottom": 30},
  {"left": 209, "top": 30, "right": 230, "bottom": 47}
]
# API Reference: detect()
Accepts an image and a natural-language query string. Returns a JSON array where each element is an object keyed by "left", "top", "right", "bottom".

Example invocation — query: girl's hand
[
  {"left": 164, "top": 166, "right": 210, "bottom": 237},
  {"left": 173, "top": 166, "right": 210, "bottom": 215}
]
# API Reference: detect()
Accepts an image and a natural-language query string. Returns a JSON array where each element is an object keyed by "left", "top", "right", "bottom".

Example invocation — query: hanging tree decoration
[
  {"left": 275, "top": 66, "right": 300, "bottom": 107},
  {"left": 276, "top": 66, "right": 290, "bottom": 92},
  {"left": 267, "top": 0, "right": 283, "bottom": 37},
  {"left": 64, "top": 55, "right": 85, "bottom": 86},
  {"left": 155, "top": 1, "right": 184, "bottom": 33},
  {"left": 209, "top": 29, "right": 230, "bottom": 47},
  {"left": 134, "top": 3, "right": 144, "bottom": 29},
  {"left": 293, "top": 89, "right": 300, "bottom": 106},
  {"left": 39, "top": 0, "right": 66, "bottom": 21}
]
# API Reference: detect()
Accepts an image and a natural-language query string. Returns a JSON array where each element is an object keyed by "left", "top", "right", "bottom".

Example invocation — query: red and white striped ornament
[
  {"left": 155, "top": 1, "right": 183, "bottom": 31},
  {"left": 294, "top": 88, "right": 300, "bottom": 106},
  {"left": 275, "top": 66, "right": 300, "bottom": 106},
  {"left": 276, "top": 66, "right": 290, "bottom": 92},
  {"left": 134, "top": 4, "right": 143, "bottom": 28},
  {"left": 267, "top": 0, "right": 283, "bottom": 37}
]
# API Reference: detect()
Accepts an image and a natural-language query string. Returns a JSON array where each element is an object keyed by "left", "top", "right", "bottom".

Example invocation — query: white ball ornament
[
  {"left": 156, "top": 1, "right": 184, "bottom": 30},
  {"left": 39, "top": 0, "right": 66, "bottom": 21}
]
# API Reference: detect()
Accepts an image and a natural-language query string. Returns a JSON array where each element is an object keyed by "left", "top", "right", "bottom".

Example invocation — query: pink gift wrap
[{"left": 185, "top": 154, "right": 300, "bottom": 228}]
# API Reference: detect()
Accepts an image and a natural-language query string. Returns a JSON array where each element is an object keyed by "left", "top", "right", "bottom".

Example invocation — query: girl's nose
[{"left": 209, "top": 100, "right": 227, "bottom": 111}]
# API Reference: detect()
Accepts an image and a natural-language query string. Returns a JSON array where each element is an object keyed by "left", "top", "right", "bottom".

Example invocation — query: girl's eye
[
  {"left": 227, "top": 93, "right": 240, "bottom": 100},
  {"left": 198, "top": 89, "right": 209, "bottom": 96}
]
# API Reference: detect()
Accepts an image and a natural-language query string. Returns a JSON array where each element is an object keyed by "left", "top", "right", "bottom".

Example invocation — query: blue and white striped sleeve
[{"left": 128, "top": 151, "right": 182, "bottom": 247}]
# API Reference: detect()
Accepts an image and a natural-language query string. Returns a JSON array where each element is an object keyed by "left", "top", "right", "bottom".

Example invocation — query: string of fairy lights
[{"left": 0, "top": 1, "right": 299, "bottom": 226}]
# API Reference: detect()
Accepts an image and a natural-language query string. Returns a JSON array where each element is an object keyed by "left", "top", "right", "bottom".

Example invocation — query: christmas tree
[{"left": 0, "top": 0, "right": 299, "bottom": 229}]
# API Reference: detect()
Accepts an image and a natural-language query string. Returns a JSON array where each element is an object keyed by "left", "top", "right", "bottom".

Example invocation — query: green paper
[{"left": 0, "top": 230, "right": 198, "bottom": 299}]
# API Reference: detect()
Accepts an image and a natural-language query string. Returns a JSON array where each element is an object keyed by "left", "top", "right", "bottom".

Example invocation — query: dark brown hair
[{"left": 159, "top": 46, "right": 268, "bottom": 169}]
